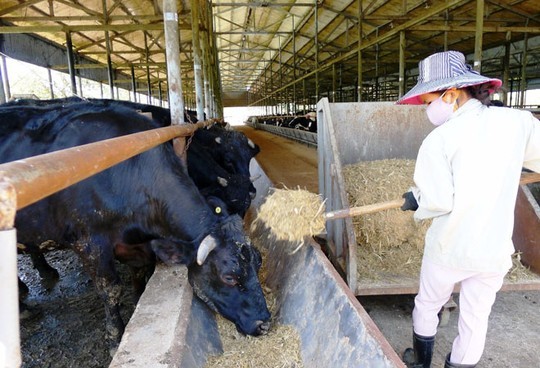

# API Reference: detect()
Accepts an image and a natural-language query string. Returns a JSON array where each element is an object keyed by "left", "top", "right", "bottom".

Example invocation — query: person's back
[{"left": 414, "top": 99, "right": 540, "bottom": 274}]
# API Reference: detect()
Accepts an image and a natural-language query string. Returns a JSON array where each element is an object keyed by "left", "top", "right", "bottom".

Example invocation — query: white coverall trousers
[{"left": 412, "top": 258, "right": 506, "bottom": 365}]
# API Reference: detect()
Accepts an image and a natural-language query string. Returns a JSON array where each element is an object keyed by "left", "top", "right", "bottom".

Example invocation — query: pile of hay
[
  {"left": 343, "top": 159, "right": 429, "bottom": 279},
  {"left": 251, "top": 187, "right": 326, "bottom": 245},
  {"left": 506, "top": 252, "right": 537, "bottom": 282},
  {"left": 344, "top": 159, "right": 535, "bottom": 281},
  {"left": 205, "top": 243, "right": 304, "bottom": 368}
]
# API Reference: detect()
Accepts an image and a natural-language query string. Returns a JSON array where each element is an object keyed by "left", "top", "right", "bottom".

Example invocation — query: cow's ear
[{"left": 150, "top": 239, "right": 194, "bottom": 265}]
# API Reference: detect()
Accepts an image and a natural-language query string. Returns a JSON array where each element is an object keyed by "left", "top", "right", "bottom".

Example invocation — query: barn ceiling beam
[
  {"left": 0, "top": 0, "right": 43, "bottom": 17},
  {"left": 486, "top": 0, "right": 540, "bottom": 24},
  {"left": 251, "top": 0, "right": 469, "bottom": 104},
  {"left": 215, "top": 31, "right": 292, "bottom": 35},
  {"left": 412, "top": 25, "right": 540, "bottom": 33},
  {"left": 0, "top": 23, "right": 180, "bottom": 34},
  {"left": 212, "top": 2, "right": 314, "bottom": 7}
]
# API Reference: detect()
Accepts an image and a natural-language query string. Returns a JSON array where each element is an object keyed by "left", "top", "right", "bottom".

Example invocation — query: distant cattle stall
[{"left": 0, "top": 101, "right": 270, "bottom": 359}]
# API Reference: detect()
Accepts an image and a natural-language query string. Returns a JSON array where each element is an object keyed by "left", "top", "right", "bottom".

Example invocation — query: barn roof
[{"left": 0, "top": 1, "right": 539, "bottom": 107}]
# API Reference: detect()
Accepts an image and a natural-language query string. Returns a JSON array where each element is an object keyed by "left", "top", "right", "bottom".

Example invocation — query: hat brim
[{"left": 396, "top": 73, "right": 502, "bottom": 105}]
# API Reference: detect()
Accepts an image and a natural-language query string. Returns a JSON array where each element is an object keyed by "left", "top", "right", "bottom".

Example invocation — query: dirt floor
[
  {"left": 18, "top": 250, "right": 135, "bottom": 368},
  {"left": 16, "top": 125, "right": 540, "bottom": 367}
]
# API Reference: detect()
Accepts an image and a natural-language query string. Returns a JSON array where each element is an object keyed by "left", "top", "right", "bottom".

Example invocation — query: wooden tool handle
[
  {"left": 324, "top": 172, "right": 540, "bottom": 221},
  {"left": 520, "top": 172, "right": 540, "bottom": 185},
  {"left": 324, "top": 198, "right": 405, "bottom": 220}
]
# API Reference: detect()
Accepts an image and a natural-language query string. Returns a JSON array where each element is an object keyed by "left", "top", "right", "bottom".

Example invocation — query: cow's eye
[{"left": 221, "top": 274, "right": 238, "bottom": 286}]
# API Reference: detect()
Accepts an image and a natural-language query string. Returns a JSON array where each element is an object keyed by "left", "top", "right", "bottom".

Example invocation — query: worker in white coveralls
[{"left": 396, "top": 50, "right": 540, "bottom": 367}]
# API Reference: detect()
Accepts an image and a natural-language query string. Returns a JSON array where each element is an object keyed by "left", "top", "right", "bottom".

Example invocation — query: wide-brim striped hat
[{"left": 396, "top": 51, "right": 502, "bottom": 105}]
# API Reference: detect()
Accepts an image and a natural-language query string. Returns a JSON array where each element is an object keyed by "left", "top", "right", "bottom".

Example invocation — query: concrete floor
[{"left": 239, "top": 125, "right": 540, "bottom": 368}]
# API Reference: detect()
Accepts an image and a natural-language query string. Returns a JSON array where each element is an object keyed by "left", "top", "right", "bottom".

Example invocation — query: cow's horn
[
  {"left": 248, "top": 139, "right": 256, "bottom": 149},
  {"left": 217, "top": 177, "right": 228, "bottom": 187},
  {"left": 197, "top": 235, "right": 218, "bottom": 265}
]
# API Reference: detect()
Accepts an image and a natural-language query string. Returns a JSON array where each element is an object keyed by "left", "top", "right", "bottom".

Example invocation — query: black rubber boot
[
  {"left": 402, "top": 332, "right": 435, "bottom": 368},
  {"left": 444, "top": 353, "right": 477, "bottom": 367}
]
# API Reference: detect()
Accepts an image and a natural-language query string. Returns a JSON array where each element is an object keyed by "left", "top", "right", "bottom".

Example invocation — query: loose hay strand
[{"left": 251, "top": 187, "right": 326, "bottom": 244}]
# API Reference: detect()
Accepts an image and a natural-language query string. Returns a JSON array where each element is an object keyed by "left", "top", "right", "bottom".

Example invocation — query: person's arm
[
  {"left": 523, "top": 113, "right": 540, "bottom": 173},
  {"left": 411, "top": 135, "right": 455, "bottom": 220}
]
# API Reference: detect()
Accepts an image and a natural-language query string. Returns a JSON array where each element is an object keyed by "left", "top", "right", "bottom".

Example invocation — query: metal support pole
[
  {"left": 332, "top": 63, "right": 336, "bottom": 103},
  {"left": 191, "top": 0, "right": 205, "bottom": 121},
  {"left": 158, "top": 81, "right": 163, "bottom": 107},
  {"left": 65, "top": 32, "right": 78, "bottom": 95},
  {"left": 0, "top": 57, "right": 7, "bottom": 104},
  {"left": 47, "top": 68, "right": 55, "bottom": 99},
  {"left": 163, "top": 0, "right": 186, "bottom": 160},
  {"left": 314, "top": 0, "right": 319, "bottom": 104},
  {"left": 131, "top": 65, "right": 137, "bottom": 102},
  {"left": 102, "top": 0, "right": 115, "bottom": 99},
  {"left": 398, "top": 31, "right": 406, "bottom": 98},
  {"left": 292, "top": 15, "right": 297, "bottom": 112},
  {"left": 473, "top": 0, "right": 484, "bottom": 72},
  {"left": 357, "top": 0, "right": 363, "bottom": 102},
  {"left": 0, "top": 179, "right": 19, "bottom": 368},
  {"left": 520, "top": 29, "right": 528, "bottom": 108},
  {"left": 502, "top": 31, "right": 511, "bottom": 106},
  {"left": 104, "top": 31, "right": 115, "bottom": 99},
  {"left": 144, "top": 33, "right": 152, "bottom": 104}
]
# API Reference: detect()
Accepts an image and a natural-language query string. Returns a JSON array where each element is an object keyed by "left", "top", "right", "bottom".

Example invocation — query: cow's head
[{"left": 188, "top": 213, "right": 271, "bottom": 336}]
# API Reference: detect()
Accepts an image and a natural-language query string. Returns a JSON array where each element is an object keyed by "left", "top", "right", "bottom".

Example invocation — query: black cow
[
  {"left": 2, "top": 98, "right": 260, "bottom": 217},
  {"left": 285, "top": 113, "right": 317, "bottom": 132},
  {"left": 0, "top": 102, "right": 270, "bottom": 351},
  {"left": 187, "top": 141, "right": 253, "bottom": 217}
]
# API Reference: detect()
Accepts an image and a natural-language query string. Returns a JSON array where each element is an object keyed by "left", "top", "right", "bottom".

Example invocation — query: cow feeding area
[
  {"left": 205, "top": 243, "right": 304, "bottom": 368},
  {"left": 342, "top": 158, "right": 535, "bottom": 282},
  {"left": 251, "top": 187, "right": 326, "bottom": 246}
]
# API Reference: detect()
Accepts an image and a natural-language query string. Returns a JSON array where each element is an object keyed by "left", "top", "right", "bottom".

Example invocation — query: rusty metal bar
[{"left": 0, "top": 120, "right": 215, "bottom": 210}]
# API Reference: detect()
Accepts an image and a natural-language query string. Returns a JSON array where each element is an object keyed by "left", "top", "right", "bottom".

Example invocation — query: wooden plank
[{"left": 355, "top": 273, "right": 540, "bottom": 296}]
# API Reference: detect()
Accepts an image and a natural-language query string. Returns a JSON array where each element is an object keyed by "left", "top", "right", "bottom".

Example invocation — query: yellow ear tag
[{"left": 215, "top": 207, "right": 222, "bottom": 214}]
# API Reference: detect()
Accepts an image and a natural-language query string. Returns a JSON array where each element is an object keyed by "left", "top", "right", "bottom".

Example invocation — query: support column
[
  {"left": 519, "top": 30, "right": 529, "bottom": 108},
  {"left": 398, "top": 31, "right": 406, "bottom": 99},
  {"left": 65, "top": 32, "right": 77, "bottom": 95},
  {"left": 191, "top": 0, "right": 205, "bottom": 121},
  {"left": 0, "top": 180, "right": 20, "bottom": 368},
  {"left": 357, "top": 0, "right": 363, "bottom": 102},
  {"left": 502, "top": 31, "right": 511, "bottom": 106},
  {"left": 0, "top": 57, "right": 7, "bottom": 103},
  {"left": 47, "top": 68, "right": 55, "bottom": 99},
  {"left": 144, "top": 34, "right": 152, "bottom": 104},
  {"left": 473, "top": 0, "right": 484, "bottom": 72},
  {"left": 163, "top": 0, "right": 186, "bottom": 161},
  {"left": 131, "top": 65, "right": 137, "bottom": 102},
  {"left": 102, "top": 0, "right": 115, "bottom": 99}
]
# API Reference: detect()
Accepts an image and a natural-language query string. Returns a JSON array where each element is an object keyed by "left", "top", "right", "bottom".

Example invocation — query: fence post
[{"left": 0, "top": 178, "right": 20, "bottom": 368}]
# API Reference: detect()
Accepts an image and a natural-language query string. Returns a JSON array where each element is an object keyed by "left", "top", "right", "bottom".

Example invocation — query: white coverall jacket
[{"left": 411, "top": 99, "right": 540, "bottom": 273}]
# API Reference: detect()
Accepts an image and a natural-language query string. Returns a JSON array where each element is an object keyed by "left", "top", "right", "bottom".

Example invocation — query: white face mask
[{"left": 426, "top": 92, "right": 455, "bottom": 126}]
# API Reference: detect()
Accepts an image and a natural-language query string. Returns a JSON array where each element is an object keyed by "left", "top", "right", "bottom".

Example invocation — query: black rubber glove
[{"left": 401, "top": 191, "right": 418, "bottom": 211}]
